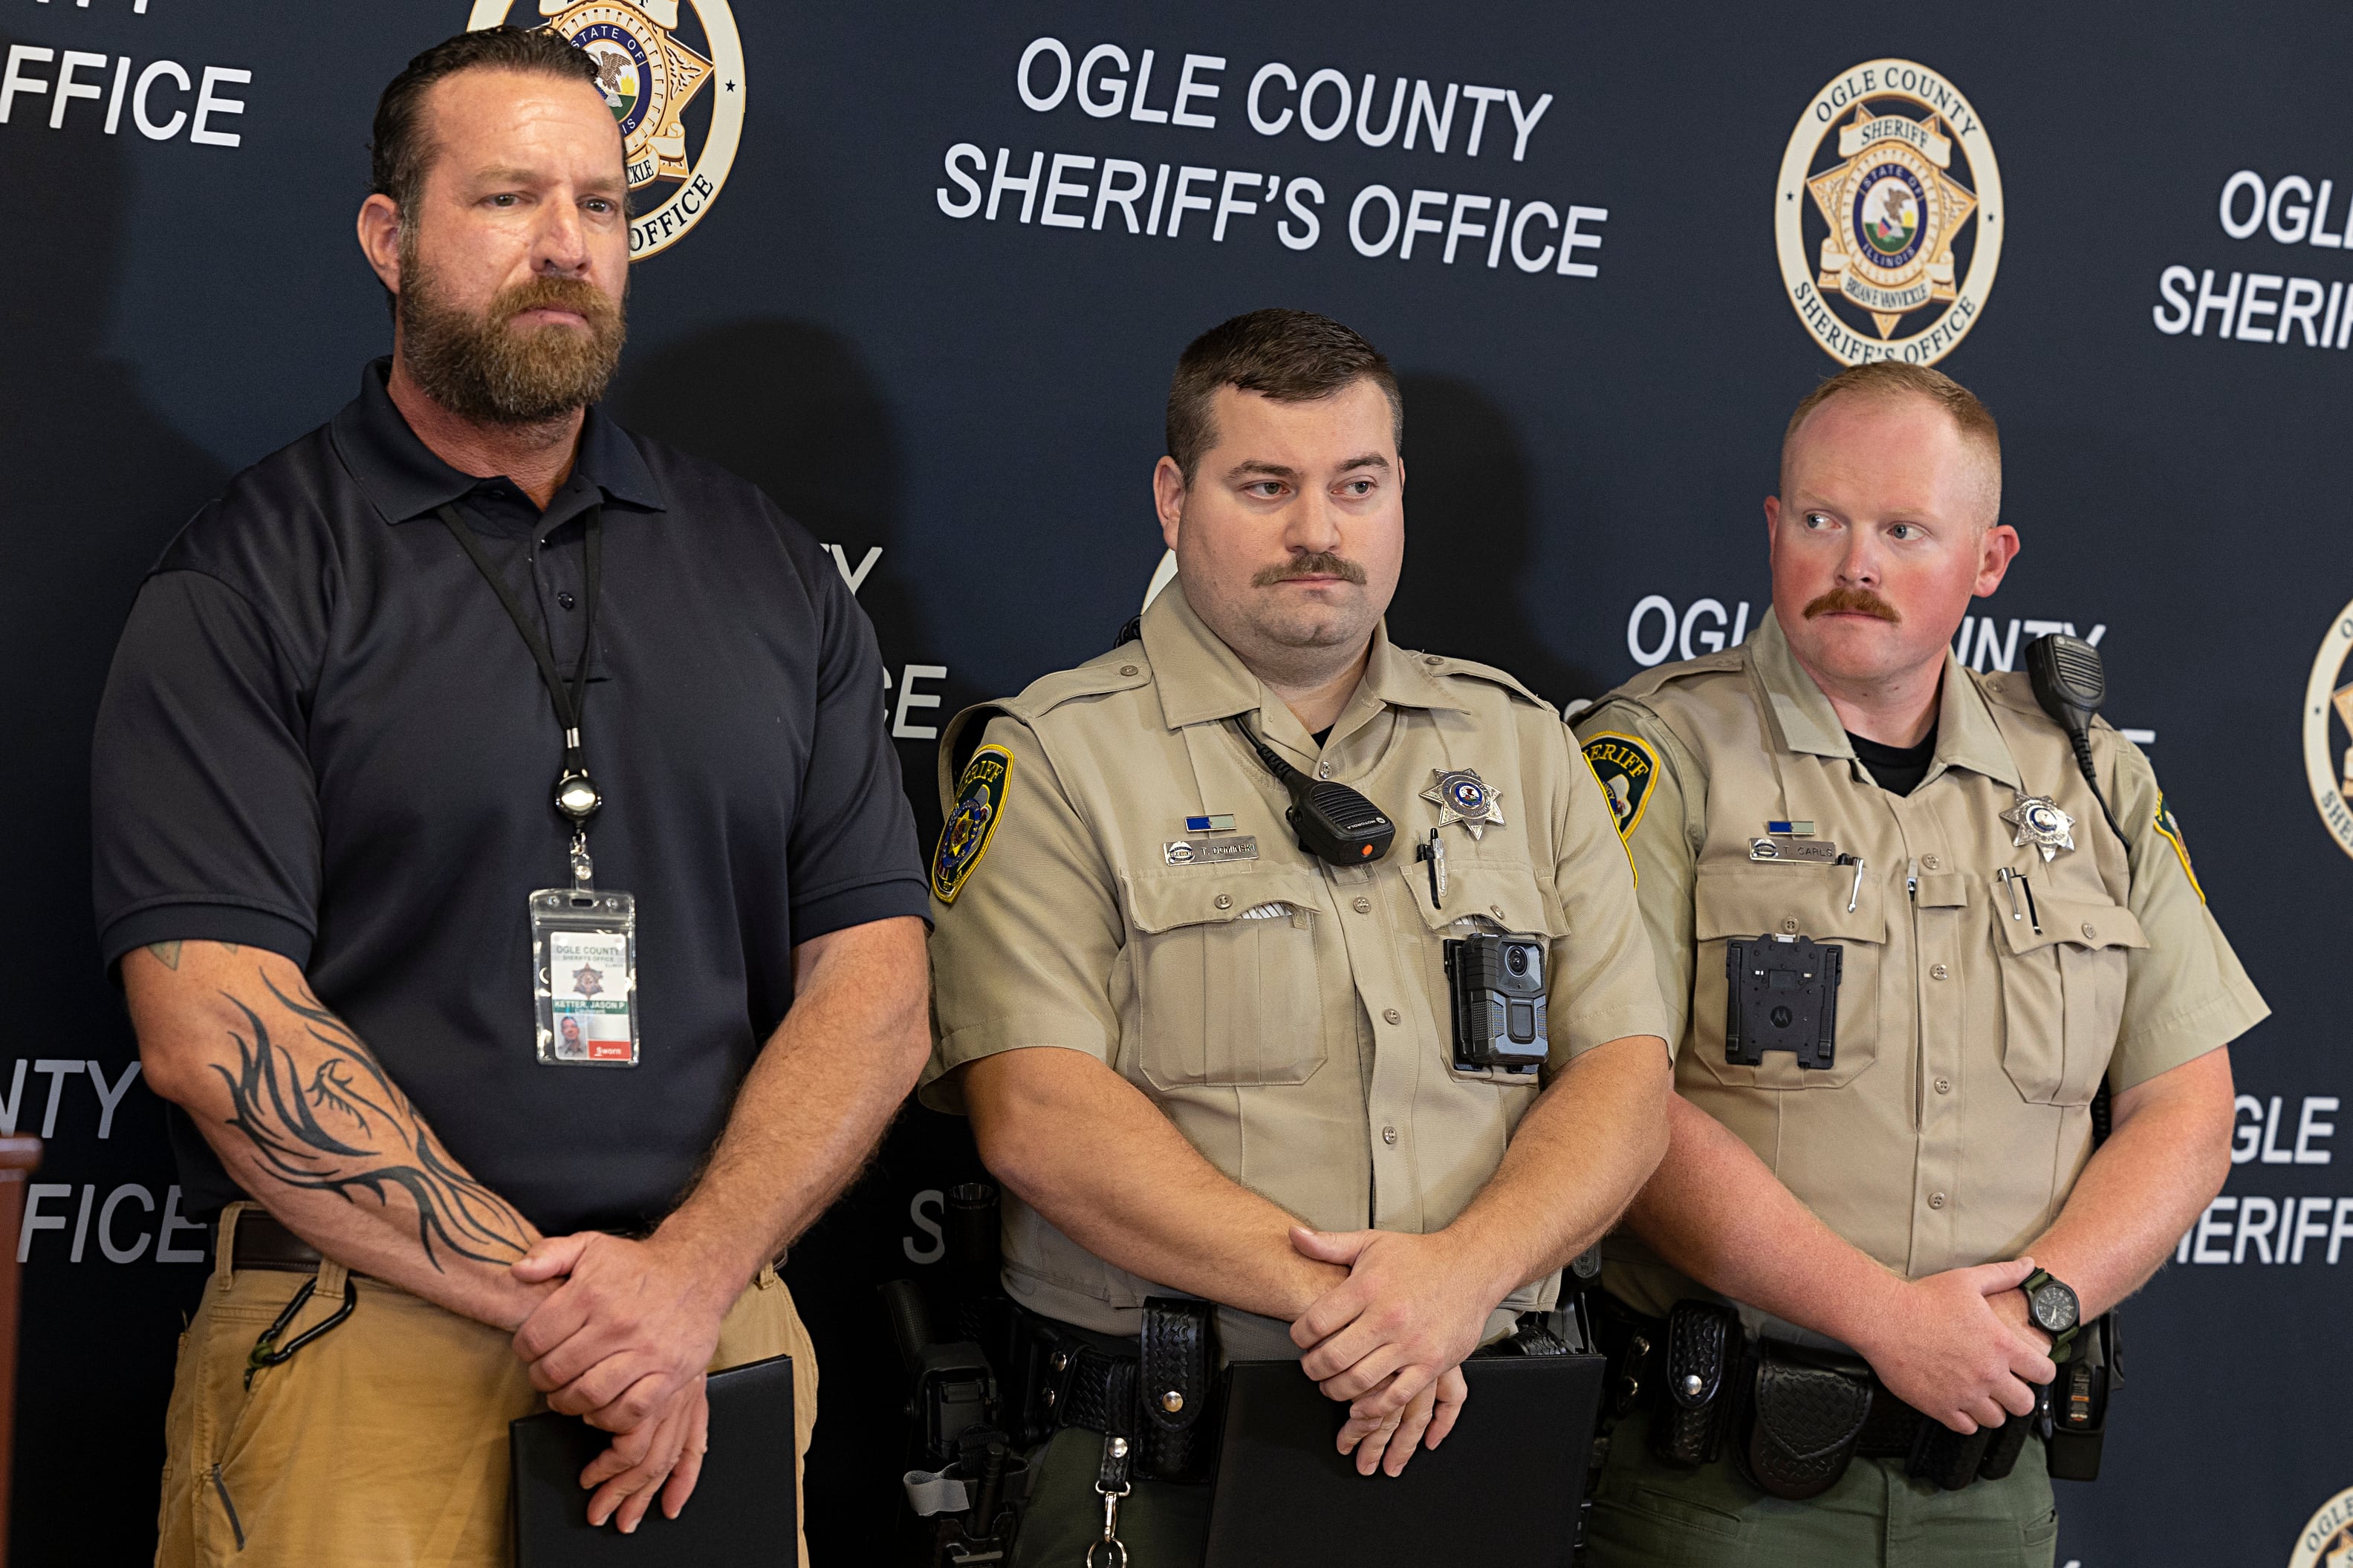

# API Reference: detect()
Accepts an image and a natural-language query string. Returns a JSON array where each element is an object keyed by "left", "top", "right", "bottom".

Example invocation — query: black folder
[
  {"left": 511, "top": 1352, "right": 796, "bottom": 1565},
  {"left": 1201, "top": 1353, "right": 1606, "bottom": 1567}
]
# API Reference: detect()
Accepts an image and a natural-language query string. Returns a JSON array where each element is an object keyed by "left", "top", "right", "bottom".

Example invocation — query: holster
[
  {"left": 1741, "top": 1341, "right": 1872, "bottom": 1501},
  {"left": 1652, "top": 1301, "right": 1741, "bottom": 1467},
  {"left": 1133, "top": 1296, "right": 1218, "bottom": 1483}
]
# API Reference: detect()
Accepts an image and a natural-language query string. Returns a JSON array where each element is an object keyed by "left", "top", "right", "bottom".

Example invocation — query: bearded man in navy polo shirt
[{"left": 92, "top": 27, "right": 929, "bottom": 1568}]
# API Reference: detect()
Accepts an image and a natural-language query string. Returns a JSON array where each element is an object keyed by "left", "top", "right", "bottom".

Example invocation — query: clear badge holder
[{"left": 530, "top": 835, "right": 640, "bottom": 1067}]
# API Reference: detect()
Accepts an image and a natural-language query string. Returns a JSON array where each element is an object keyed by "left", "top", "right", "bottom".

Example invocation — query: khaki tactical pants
[
  {"left": 1582, "top": 1400, "right": 2060, "bottom": 1567},
  {"left": 156, "top": 1204, "right": 819, "bottom": 1568}
]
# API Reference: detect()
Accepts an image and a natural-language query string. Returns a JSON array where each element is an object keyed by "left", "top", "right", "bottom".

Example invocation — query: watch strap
[{"left": 2020, "top": 1268, "right": 2081, "bottom": 1360}]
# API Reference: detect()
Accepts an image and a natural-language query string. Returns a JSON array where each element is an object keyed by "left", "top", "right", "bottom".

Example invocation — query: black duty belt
[
  {"left": 1016, "top": 1300, "right": 1220, "bottom": 1486},
  {"left": 1594, "top": 1294, "right": 2040, "bottom": 1497}
]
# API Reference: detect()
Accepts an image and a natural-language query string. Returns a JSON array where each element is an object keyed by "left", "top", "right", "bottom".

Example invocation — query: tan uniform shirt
[
  {"left": 1574, "top": 613, "right": 2268, "bottom": 1318},
  {"left": 923, "top": 586, "right": 1669, "bottom": 1354}
]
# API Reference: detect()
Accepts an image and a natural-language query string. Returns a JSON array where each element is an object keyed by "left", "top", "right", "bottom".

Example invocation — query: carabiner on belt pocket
[{"left": 245, "top": 1272, "right": 359, "bottom": 1389}]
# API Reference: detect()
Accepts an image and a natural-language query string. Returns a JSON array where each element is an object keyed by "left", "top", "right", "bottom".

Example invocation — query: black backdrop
[{"left": 6, "top": 2, "right": 2352, "bottom": 1563}]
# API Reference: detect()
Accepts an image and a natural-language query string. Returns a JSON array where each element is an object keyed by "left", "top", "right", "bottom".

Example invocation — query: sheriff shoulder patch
[
  {"left": 2152, "top": 792, "right": 2204, "bottom": 904},
  {"left": 932, "top": 744, "right": 1013, "bottom": 903},
  {"left": 1581, "top": 731, "right": 1661, "bottom": 843}
]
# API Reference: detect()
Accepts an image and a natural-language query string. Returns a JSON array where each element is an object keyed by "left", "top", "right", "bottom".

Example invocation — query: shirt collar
[
  {"left": 328, "top": 357, "right": 664, "bottom": 527},
  {"left": 1137, "top": 582, "right": 1469, "bottom": 733},
  {"left": 1748, "top": 608, "right": 2022, "bottom": 792}
]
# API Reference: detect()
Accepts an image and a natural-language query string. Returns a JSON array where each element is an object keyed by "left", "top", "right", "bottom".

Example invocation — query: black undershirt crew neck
[
  {"left": 1848, "top": 726, "right": 1940, "bottom": 797},
  {"left": 1312, "top": 726, "right": 1333, "bottom": 747}
]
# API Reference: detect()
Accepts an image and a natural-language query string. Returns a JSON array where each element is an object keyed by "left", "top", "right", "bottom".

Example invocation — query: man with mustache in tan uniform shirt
[
  {"left": 1574, "top": 361, "right": 2265, "bottom": 1566},
  {"left": 923, "top": 309, "right": 1673, "bottom": 1564}
]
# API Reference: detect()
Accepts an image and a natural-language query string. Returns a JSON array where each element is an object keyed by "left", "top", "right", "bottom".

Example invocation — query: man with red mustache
[
  {"left": 91, "top": 27, "right": 929, "bottom": 1567},
  {"left": 922, "top": 309, "right": 1672, "bottom": 1564},
  {"left": 1573, "top": 362, "right": 2264, "bottom": 1564}
]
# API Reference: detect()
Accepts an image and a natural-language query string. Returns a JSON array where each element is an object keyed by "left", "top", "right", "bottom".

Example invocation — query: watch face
[{"left": 2028, "top": 1278, "right": 2080, "bottom": 1333}]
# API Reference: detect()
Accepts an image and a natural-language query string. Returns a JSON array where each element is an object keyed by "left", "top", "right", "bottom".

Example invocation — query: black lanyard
[{"left": 437, "top": 502, "right": 606, "bottom": 830}]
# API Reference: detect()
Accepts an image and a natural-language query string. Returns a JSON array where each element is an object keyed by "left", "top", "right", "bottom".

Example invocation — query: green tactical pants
[
  {"left": 1581, "top": 1400, "right": 2061, "bottom": 1567},
  {"left": 1009, "top": 1427, "right": 1213, "bottom": 1568}
]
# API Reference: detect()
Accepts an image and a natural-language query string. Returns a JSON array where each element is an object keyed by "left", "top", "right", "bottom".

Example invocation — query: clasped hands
[
  {"left": 505, "top": 1230, "right": 743, "bottom": 1533},
  {"left": 1285, "top": 1225, "right": 1506, "bottom": 1479},
  {"left": 1851, "top": 1256, "right": 2058, "bottom": 1436}
]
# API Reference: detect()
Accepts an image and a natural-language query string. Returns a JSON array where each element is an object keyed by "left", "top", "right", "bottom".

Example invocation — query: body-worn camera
[
  {"left": 1724, "top": 934, "right": 1842, "bottom": 1068},
  {"left": 1444, "top": 931, "right": 1548, "bottom": 1072}
]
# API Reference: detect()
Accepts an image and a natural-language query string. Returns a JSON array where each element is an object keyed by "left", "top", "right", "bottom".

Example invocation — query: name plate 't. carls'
[
  {"left": 1748, "top": 836, "right": 1840, "bottom": 864},
  {"left": 1166, "top": 836, "right": 1260, "bottom": 867}
]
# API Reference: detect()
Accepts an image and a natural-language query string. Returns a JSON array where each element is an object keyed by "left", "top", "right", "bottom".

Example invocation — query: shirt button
[
  {"left": 1930, "top": 963, "right": 1949, "bottom": 980},
  {"left": 1353, "top": 897, "right": 1372, "bottom": 914},
  {"left": 2080, "top": 922, "right": 2097, "bottom": 942},
  {"left": 1423, "top": 655, "right": 1442, "bottom": 667},
  {"left": 1490, "top": 904, "right": 1507, "bottom": 921},
  {"left": 557, "top": 591, "right": 577, "bottom": 611},
  {"left": 1779, "top": 917, "right": 1799, "bottom": 934},
  {"left": 1214, "top": 894, "right": 1233, "bottom": 911},
  {"left": 1381, "top": 1125, "right": 1399, "bottom": 1145},
  {"left": 1922, "top": 855, "right": 1941, "bottom": 871},
  {"left": 1319, "top": 762, "right": 1332, "bottom": 778},
  {"left": 1927, "top": 1191, "right": 1947, "bottom": 1210},
  {"left": 1119, "top": 664, "right": 1138, "bottom": 677},
  {"left": 1382, "top": 1007, "right": 1401, "bottom": 1024},
  {"left": 1935, "top": 1077, "right": 1952, "bottom": 1095}
]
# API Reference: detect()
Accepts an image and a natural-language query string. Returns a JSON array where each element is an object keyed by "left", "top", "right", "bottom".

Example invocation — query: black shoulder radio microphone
[
  {"left": 1230, "top": 717, "right": 1395, "bottom": 866},
  {"left": 2022, "top": 632, "right": 2125, "bottom": 845}
]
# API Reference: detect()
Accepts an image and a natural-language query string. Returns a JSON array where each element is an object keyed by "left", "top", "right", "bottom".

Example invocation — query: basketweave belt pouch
[
  {"left": 1135, "top": 1295, "right": 1218, "bottom": 1483},
  {"left": 1652, "top": 1300, "right": 1741, "bottom": 1467},
  {"left": 1742, "top": 1340, "right": 1872, "bottom": 1500}
]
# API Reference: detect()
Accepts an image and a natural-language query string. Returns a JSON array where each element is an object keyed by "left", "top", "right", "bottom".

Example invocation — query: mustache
[
  {"left": 493, "top": 273, "right": 619, "bottom": 331},
  {"left": 1803, "top": 585, "right": 1902, "bottom": 624},
  {"left": 1253, "top": 552, "right": 1368, "bottom": 588}
]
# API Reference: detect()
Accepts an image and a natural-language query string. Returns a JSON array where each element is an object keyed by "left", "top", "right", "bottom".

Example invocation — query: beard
[{"left": 397, "top": 244, "right": 626, "bottom": 426}]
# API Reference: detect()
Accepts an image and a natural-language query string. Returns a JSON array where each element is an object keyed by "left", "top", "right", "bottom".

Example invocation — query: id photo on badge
[{"left": 531, "top": 890, "right": 640, "bottom": 1067}]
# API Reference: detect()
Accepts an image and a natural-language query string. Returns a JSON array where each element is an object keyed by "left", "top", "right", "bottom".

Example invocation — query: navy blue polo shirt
[{"left": 91, "top": 360, "right": 929, "bottom": 1235}]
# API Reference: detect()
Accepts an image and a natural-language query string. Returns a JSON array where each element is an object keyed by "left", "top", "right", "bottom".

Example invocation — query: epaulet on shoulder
[
  {"left": 1605, "top": 646, "right": 1748, "bottom": 703},
  {"left": 1969, "top": 666, "right": 2041, "bottom": 718},
  {"left": 1413, "top": 652, "right": 1551, "bottom": 713},
  {"left": 1972, "top": 666, "right": 2083, "bottom": 732},
  {"left": 1967, "top": 666, "right": 2129, "bottom": 746},
  {"left": 1002, "top": 647, "right": 1155, "bottom": 721}
]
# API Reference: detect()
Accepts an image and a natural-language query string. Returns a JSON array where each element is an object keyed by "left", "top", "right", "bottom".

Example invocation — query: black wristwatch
[{"left": 2019, "top": 1268, "right": 2081, "bottom": 1361}]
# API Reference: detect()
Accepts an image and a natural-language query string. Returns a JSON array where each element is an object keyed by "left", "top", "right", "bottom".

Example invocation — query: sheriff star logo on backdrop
[
  {"left": 2289, "top": 1484, "right": 2353, "bottom": 1568},
  {"left": 1775, "top": 60, "right": 2004, "bottom": 365},
  {"left": 466, "top": 0, "right": 745, "bottom": 258},
  {"left": 2302, "top": 596, "right": 2353, "bottom": 862}
]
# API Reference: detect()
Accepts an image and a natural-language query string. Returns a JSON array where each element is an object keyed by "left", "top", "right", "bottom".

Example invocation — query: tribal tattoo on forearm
[{"left": 207, "top": 969, "right": 532, "bottom": 1270}]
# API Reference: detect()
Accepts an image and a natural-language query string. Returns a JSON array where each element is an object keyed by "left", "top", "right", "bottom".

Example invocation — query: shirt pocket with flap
[
  {"left": 1988, "top": 886, "right": 2147, "bottom": 1107},
  {"left": 1690, "top": 865, "right": 1886, "bottom": 1090},
  {"left": 1120, "top": 870, "right": 1331, "bottom": 1090},
  {"left": 1394, "top": 856, "right": 1565, "bottom": 1082}
]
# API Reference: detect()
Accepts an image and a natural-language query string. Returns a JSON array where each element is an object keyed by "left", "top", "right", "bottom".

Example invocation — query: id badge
[{"left": 530, "top": 887, "right": 641, "bottom": 1067}]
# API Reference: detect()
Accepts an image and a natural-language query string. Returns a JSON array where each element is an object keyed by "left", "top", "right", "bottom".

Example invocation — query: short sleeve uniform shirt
[
  {"left": 1574, "top": 613, "right": 2267, "bottom": 1316},
  {"left": 923, "top": 586, "right": 1669, "bottom": 1353},
  {"left": 91, "top": 360, "right": 929, "bottom": 1235}
]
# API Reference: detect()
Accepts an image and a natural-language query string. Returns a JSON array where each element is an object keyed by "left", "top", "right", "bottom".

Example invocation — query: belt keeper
[{"left": 214, "top": 1203, "right": 247, "bottom": 1292}]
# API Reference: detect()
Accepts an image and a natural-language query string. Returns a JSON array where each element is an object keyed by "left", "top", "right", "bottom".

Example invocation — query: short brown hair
[
  {"left": 1166, "top": 309, "right": 1402, "bottom": 481},
  {"left": 371, "top": 27, "right": 603, "bottom": 222},
  {"left": 1781, "top": 360, "right": 2002, "bottom": 516}
]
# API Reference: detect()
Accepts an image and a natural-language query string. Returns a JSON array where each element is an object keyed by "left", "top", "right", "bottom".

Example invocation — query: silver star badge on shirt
[
  {"left": 2002, "top": 794, "right": 2076, "bottom": 862},
  {"left": 1424, "top": 767, "right": 1505, "bottom": 840}
]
